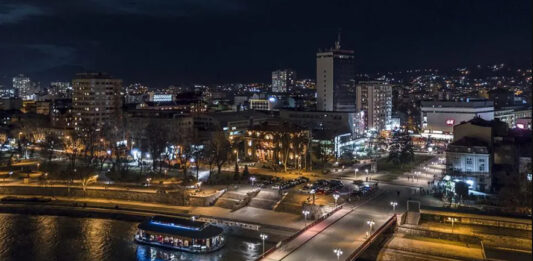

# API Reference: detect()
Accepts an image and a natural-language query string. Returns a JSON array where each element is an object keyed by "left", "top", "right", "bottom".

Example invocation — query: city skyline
[{"left": 0, "top": 0, "right": 531, "bottom": 88}]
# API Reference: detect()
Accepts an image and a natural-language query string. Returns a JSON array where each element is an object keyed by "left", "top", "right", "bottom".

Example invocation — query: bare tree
[
  {"left": 143, "top": 119, "right": 169, "bottom": 175},
  {"left": 207, "top": 131, "right": 231, "bottom": 176},
  {"left": 41, "top": 134, "right": 63, "bottom": 163}
]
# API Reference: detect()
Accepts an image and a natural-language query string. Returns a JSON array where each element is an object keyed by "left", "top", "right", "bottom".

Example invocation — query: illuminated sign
[
  {"left": 153, "top": 94, "right": 173, "bottom": 102},
  {"left": 516, "top": 123, "right": 525, "bottom": 129},
  {"left": 445, "top": 119, "right": 455, "bottom": 126}
]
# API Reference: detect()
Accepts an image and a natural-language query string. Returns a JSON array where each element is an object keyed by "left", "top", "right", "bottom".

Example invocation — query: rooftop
[
  {"left": 138, "top": 216, "right": 224, "bottom": 239},
  {"left": 421, "top": 99, "right": 493, "bottom": 108}
]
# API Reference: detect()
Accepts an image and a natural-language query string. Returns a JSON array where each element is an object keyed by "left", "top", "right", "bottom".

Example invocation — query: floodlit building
[
  {"left": 244, "top": 122, "right": 309, "bottom": 169},
  {"left": 446, "top": 137, "right": 491, "bottom": 192},
  {"left": 356, "top": 81, "right": 392, "bottom": 131},
  {"left": 249, "top": 99, "right": 273, "bottom": 111},
  {"left": 316, "top": 35, "right": 356, "bottom": 112},
  {"left": 72, "top": 72, "right": 122, "bottom": 131},
  {"left": 272, "top": 69, "right": 296, "bottom": 93}
]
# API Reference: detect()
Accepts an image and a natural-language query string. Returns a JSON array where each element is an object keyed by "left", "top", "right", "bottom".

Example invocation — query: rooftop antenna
[{"left": 335, "top": 29, "right": 341, "bottom": 50}]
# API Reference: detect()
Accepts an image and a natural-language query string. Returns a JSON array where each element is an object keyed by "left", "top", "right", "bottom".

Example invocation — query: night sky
[{"left": 0, "top": 0, "right": 531, "bottom": 88}]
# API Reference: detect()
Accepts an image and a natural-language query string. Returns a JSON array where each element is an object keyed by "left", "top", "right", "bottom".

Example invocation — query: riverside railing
[
  {"left": 256, "top": 204, "right": 344, "bottom": 260},
  {"left": 345, "top": 214, "right": 397, "bottom": 261}
]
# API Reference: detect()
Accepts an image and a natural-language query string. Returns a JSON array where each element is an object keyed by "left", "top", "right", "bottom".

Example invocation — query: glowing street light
[
  {"left": 260, "top": 233, "right": 268, "bottom": 257},
  {"left": 367, "top": 220, "right": 375, "bottom": 232},
  {"left": 365, "top": 169, "right": 369, "bottom": 180},
  {"left": 333, "top": 248, "right": 343, "bottom": 261},
  {"left": 447, "top": 217, "right": 458, "bottom": 233},
  {"left": 250, "top": 176, "right": 256, "bottom": 186},
  {"left": 354, "top": 168, "right": 358, "bottom": 179},
  {"left": 390, "top": 201, "right": 398, "bottom": 213},
  {"left": 332, "top": 193, "right": 340, "bottom": 208},
  {"left": 191, "top": 216, "right": 196, "bottom": 222},
  {"left": 302, "top": 210, "right": 310, "bottom": 227}
]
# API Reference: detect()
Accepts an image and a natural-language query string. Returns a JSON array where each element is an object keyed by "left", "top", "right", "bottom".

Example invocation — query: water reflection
[
  {"left": 136, "top": 239, "right": 265, "bottom": 261},
  {"left": 0, "top": 213, "right": 271, "bottom": 261}
]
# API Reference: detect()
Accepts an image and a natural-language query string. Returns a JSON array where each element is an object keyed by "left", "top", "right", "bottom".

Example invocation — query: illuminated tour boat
[{"left": 134, "top": 216, "right": 225, "bottom": 253}]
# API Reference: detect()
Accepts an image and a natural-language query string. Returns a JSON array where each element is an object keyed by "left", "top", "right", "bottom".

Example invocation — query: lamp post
[
  {"left": 390, "top": 201, "right": 398, "bottom": 213},
  {"left": 354, "top": 168, "right": 358, "bottom": 179},
  {"left": 250, "top": 176, "right": 256, "bottom": 187},
  {"left": 234, "top": 149, "right": 239, "bottom": 162},
  {"left": 146, "top": 177, "right": 152, "bottom": 186},
  {"left": 260, "top": 233, "right": 268, "bottom": 258},
  {"left": 333, "top": 248, "right": 343, "bottom": 261},
  {"left": 310, "top": 189, "right": 316, "bottom": 205},
  {"left": 447, "top": 217, "right": 458, "bottom": 233},
  {"left": 333, "top": 193, "right": 340, "bottom": 208},
  {"left": 302, "top": 210, "right": 310, "bottom": 227},
  {"left": 367, "top": 220, "right": 375, "bottom": 233},
  {"left": 365, "top": 169, "right": 369, "bottom": 180}
]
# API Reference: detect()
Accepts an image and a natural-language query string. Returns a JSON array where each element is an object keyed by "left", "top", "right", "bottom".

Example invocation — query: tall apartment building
[
  {"left": 272, "top": 69, "right": 296, "bottom": 93},
  {"left": 356, "top": 81, "right": 392, "bottom": 131},
  {"left": 12, "top": 74, "right": 33, "bottom": 100},
  {"left": 316, "top": 35, "right": 356, "bottom": 111},
  {"left": 72, "top": 73, "right": 122, "bottom": 131}
]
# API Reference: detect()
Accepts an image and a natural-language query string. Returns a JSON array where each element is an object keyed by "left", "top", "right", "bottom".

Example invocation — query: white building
[
  {"left": 249, "top": 99, "right": 273, "bottom": 111},
  {"left": 356, "top": 81, "right": 392, "bottom": 131},
  {"left": 316, "top": 35, "right": 356, "bottom": 112},
  {"left": 272, "top": 69, "right": 296, "bottom": 93},
  {"left": 445, "top": 137, "right": 491, "bottom": 192},
  {"left": 420, "top": 99, "right": 494, "bottom": 140}
]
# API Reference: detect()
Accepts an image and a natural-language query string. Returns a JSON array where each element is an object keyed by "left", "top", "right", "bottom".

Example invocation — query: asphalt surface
[{"left": 264, "top": 183, "right": 419, "bottom": 261}]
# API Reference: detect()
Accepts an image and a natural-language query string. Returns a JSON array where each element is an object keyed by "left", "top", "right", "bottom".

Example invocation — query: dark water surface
[{"left": 0, "top": 214, "right": 271, "bottom": 261}]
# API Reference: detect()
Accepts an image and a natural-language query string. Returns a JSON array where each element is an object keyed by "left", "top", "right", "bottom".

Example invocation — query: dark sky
[{"left": 0, "top": 0, "right": 531, "bottom": 88}]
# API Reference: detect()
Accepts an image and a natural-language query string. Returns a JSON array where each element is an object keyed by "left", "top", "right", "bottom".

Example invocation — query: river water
[{"left": 0, "top": 213, "right": 272, "bottom": 261}]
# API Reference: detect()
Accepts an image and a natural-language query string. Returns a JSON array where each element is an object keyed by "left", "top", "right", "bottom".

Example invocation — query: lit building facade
[
  {"left": 272, "top": 69, "right": 296, "bottom": 93},
  {"left": 420, "top": 99, "right": 494, "bottom": 139},
  {"left": 12, "top": 74, "right": 33, "bottom": 100},
  {"left": 356, "top": 81, "right": 392, "bottom": 131},
  {"left": 249, "top": 99, "right": 273, "bottom": 111},
  {"left": 72, "top": 72, "right": 122, "bottom": 131},
  {"left": 244, "top": 123, "right": 309, "bottom": 169},
  {"left": 316, "top": 37, "right": 356, "bottom": 112},
  {"left": 445, "top": 137, "right": 491, "bottom": 192}
]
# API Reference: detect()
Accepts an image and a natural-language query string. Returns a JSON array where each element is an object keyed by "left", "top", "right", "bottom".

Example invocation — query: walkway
[{"left": 262, "top": 207, "right": 353, "bottom": 261}]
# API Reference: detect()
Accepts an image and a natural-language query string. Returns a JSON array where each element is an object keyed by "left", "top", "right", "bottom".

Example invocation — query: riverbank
[{"left": 0, "top": 195, "right": 300, "bottom": 235}]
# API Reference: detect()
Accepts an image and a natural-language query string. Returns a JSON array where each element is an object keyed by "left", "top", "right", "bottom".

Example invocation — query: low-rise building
[
  {"left": 420, "top": 99, "right": 494, "bottom": 140},
  {"left": 445, "top": 137, "right": 491, "bottom": 192}
]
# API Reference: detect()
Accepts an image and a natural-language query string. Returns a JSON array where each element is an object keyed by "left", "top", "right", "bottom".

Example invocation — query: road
[{"left": 263, "top": 183, "right": 419, "bottom": 261}]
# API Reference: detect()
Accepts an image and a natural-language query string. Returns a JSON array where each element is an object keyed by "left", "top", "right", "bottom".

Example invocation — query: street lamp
[
  {"left": 310, "top": 189, "right": 316, "bottom": 205},
  {"left": 302, "top": 210, "right": 310, "bottom": 227},
  {"left": 447, "top": 217, "right": 458, "bottom": 233},
  {"left": 354, "top": 168, "right": 358, "bottom": 179},
  {"left": 390, "top": 201, "right": 398, "bottom": 213},
  {"left": 365, "top": 169, "right": 369, "bottom": 180},
  {"left": 260, "top": 233, "right": 268, "bottom": 258},
  {"left": 233, "top": 149, "right": 239, "bottom": 162},
  {"left": 191, "top": 216, "right": 196, "bottom": 222},
  {"left": 250, "top": 176, "right": 256, "bottom": 187},
  {"left": 333, "top": 193, "right": 340, "bottom": 208},
  {"left": 333, "top": 248, "right": 343, "bottom": 261},
  {"left": 367, "top": 220, "right": 375, "bottom": 233}
]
